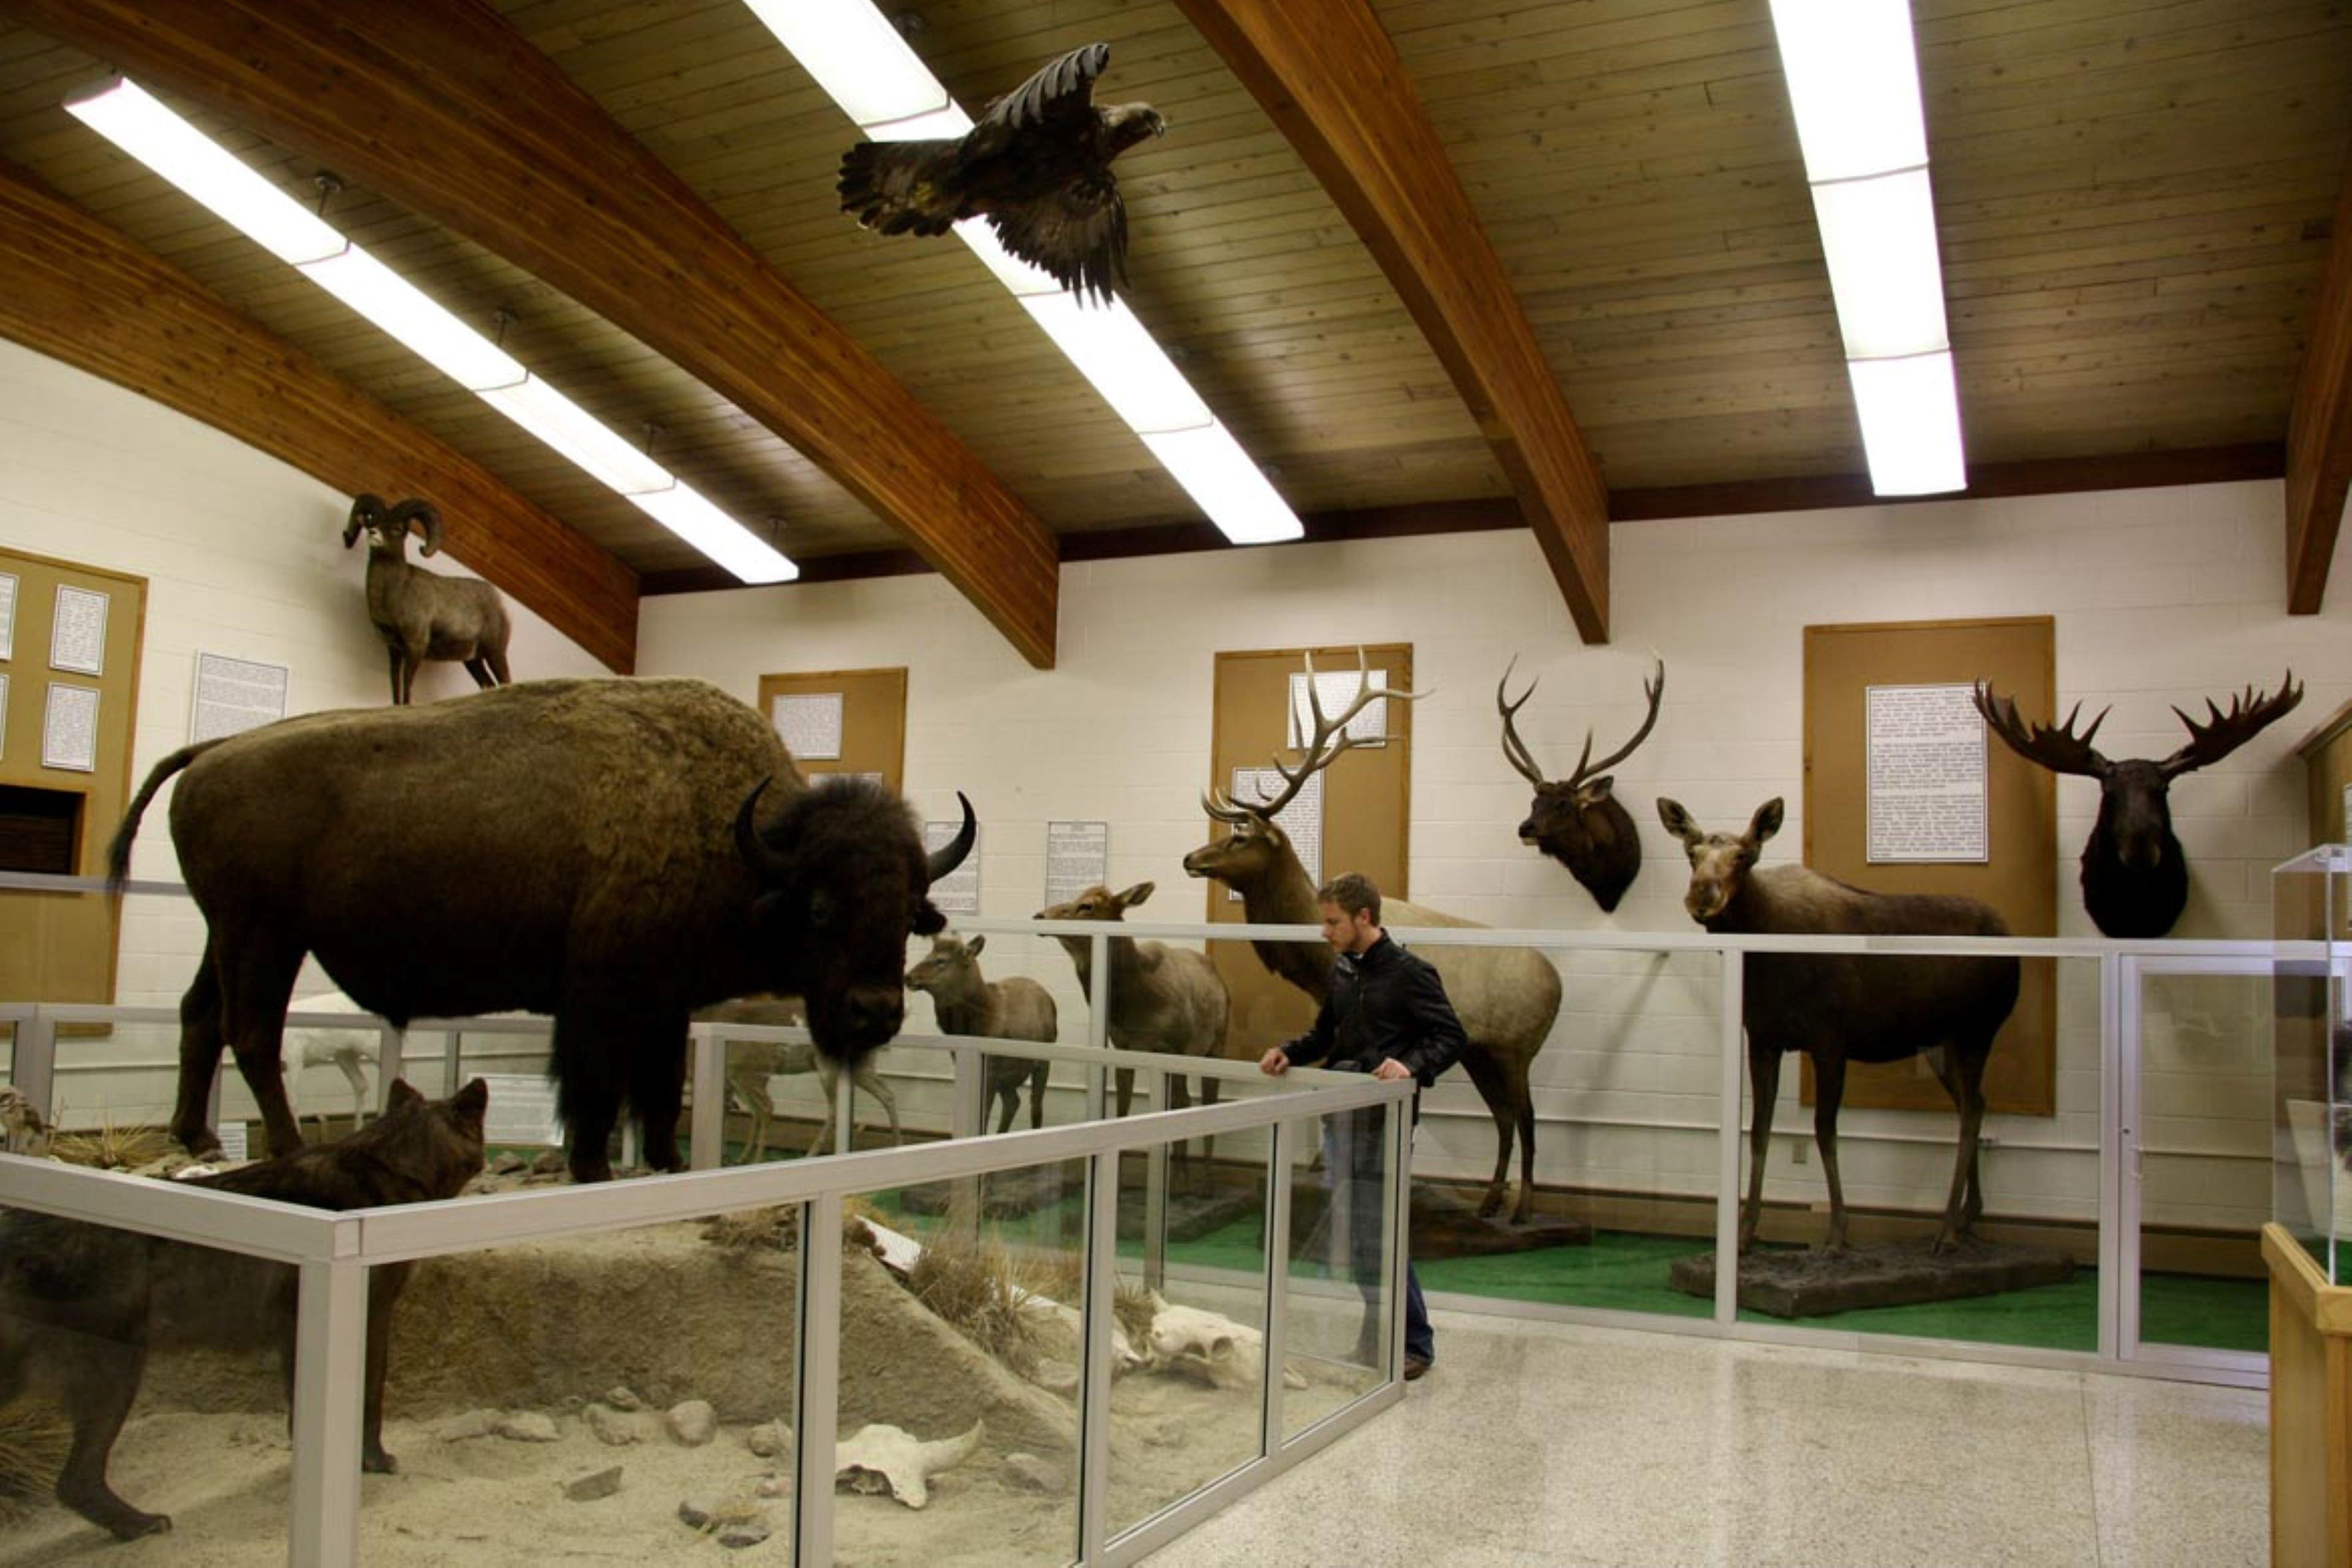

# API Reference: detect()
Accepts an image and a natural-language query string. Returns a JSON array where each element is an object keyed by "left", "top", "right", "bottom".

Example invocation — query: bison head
[{"left": 734, "top": 778, "right": 974, "bottom": 1060}]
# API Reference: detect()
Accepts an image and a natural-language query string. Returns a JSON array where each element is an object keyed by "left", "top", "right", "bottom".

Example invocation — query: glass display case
[{"left": 2272, "top": 845, "right": 2352, "bottom": 1280}]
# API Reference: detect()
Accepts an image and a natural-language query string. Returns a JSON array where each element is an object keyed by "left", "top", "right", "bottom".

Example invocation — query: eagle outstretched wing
[
  {"left": 987, "top": 174, "right": 1129, "bottom": 304},
  {"left": 982, "top": 43, "right": 1109, "bottom": 135}
]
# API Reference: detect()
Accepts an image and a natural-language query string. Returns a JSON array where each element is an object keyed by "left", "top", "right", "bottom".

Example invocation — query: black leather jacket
[{"left": 1279, "top": 933, "right": 1468, "bottom": 1089}]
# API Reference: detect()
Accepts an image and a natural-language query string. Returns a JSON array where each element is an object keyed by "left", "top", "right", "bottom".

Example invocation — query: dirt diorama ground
[{"left": 0, "top": 1174, "right": 1380, "bottom": 1566}]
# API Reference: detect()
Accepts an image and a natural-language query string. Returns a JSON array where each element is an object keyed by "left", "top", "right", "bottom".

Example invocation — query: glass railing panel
[
  {"left": 837, "top": 1156, "right": 1084, "bottom": 1567},
  {"left": 1282, "top": 1100, "right": 1396, "bottom": 1440}
]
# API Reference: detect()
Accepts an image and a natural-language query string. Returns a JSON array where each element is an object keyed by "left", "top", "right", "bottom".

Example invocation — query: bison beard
[{"left": 106, "top": 677, "right": 974, "bottom": 1183}]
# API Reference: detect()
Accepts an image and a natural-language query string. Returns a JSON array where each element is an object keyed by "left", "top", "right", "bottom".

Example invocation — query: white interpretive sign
[
  {"left": 2340, "top": 780, "right": 2351, "bottom": 841},
  {"left": 214, "top": 1121, "right": 249, "bottom": 1163},
  {"left": 41, "top": 682, "right": 99, "bottom": 772},
  {"left": 0, "top": 673, "right": 7, "bottom": 759},
  {"left": 1226, "top": 766, "right": 1323, "bottom": 900},
  {"left": 1866, "top": 683, "right": 1988, "bottom": 864},
  {"left": 1287, "top": 667, "right": 1389, "bottom": 748},
  {"left": 0, "top": 571, "right": 16, "bottom": 660},
  {"left": 49, "top": 585, "right": 107, "bottom": 676},
  {"left": 925, "top": 820, "right": 981, "bottom": 916},
  {"left": 477, "top": 1072, "right": 565, "bottom": 1147},
  {"left": 772, "top": 692, "right": 844, "bottom": 761},
  {"left": 190, "top": 652, "right": 290, "bottom": 743},
  {"left": 1046, "top": 820, "right": 1110, "bottom": 906}
]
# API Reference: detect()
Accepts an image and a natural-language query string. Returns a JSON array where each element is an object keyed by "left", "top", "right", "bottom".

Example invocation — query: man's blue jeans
[{"left": 1323, "top": 1110, "right": 1434, "bottom": 1367}]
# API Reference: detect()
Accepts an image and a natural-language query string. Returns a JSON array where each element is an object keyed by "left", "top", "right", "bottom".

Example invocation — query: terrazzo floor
[{"left": 1139, "top": 1309, "right": 2267, "bottom": 1568}]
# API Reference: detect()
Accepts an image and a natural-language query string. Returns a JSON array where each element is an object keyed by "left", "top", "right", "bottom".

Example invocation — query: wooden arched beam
[
  {"left": 7, "top": 0, "right": 1062, "bottom": 667},
  {"left": 0, "top": 160, "right": 639, "bottom": 673},
  {"left": 1174, "top": 0, "right": 1610, "bottom": 642},
  {"left": 2286, "top": 148, "right": 2352, "bottom": 614}
]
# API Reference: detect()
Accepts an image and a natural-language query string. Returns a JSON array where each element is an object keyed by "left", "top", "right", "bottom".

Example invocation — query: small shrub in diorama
[{"left": 0, "top": 1401, "right": 68, "bottom": 1525}]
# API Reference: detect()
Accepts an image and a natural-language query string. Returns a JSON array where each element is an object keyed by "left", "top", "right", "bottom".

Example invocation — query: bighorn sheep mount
[
  {"left": 1498, "top": 655, "right": 1665, "bottom": 912},
  {"left": 1183, "top": 650, "right": 1562, "bottom": 1225},
  {"left": 343, "top": 494, "right": 513, "bottom": 705},
  {"left": 1972, "top": 674, "right": 2302, "bottom": 938},
  {"left": 1657, "top": 797, "right": 2021, "bottom": 1253}
]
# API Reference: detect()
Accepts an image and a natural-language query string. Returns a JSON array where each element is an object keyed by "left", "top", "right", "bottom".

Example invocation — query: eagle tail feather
[{"left": 838, "top": 140, "right": 963, "bottom": 233}]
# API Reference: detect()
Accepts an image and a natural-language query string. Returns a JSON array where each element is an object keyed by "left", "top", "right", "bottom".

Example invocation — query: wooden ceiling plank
[
  {"left": 1, "top": 0, "right": 1062, "bottom": 667},
  {"left": 1175, "top": 0, "right": 1608, "bottom": 641},
  {"left": 0, "top": 160, "right": 639, "bottom": 671},
  {"left": 2286, "top": 144, "right": 2352, "bottom": 613}
]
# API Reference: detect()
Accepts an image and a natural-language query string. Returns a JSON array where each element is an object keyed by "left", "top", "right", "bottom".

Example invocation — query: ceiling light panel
[
  {"left": 1848, "top": 353, "right": 1966, "bottom": 496},
  {"left": 64, "top": 78, "right": 796, "bottom": 582},
  {"left": 1767, "top": 0, "right": 1929, "bottom": 183},
  {"left": 1809, "top": 169, "right": 1949, "bottom": 361}
]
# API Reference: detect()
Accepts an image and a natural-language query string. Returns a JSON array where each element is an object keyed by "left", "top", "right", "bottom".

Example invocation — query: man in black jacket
[{"left": 1259, "top": 872, "right": 1466, "bottom": 1381}]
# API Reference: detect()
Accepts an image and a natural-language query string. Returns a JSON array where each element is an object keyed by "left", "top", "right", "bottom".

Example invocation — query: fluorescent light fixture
[
  {"left": 754, "top": 5, "right": 1303, "bottom": 545},
  {"left": 1848, "top": 353, "right": 1964, "bottom": 496},
  {"left": 62, "top": 75, "right": 797, "bottom": 581},
  {"left": 1809, "top": 168, "right": 1948, "bottom": 360},
  {"left": 1018, "top": 294, "right": 1212, "bottom": 434},
  {"left": 631, "top": 481, "right": 797, "bottom": 583},
  {"left": 1140, "top": 423, "right": 1305, "bottom": 545},
  {"left": 300, "top": 249, "right": 527, "bottom": 390},
  {"left": 476, "top": 377, "right": 672, "bottom": 494},
  {"left": 1766, "top": 0, "right": 1927, "bottom": 183},
  {"left": 65, "top": 80, "right": 345, "bottom": 265},
  {"left": 740, "top": 1, "right": 952, "bottom": 127}
]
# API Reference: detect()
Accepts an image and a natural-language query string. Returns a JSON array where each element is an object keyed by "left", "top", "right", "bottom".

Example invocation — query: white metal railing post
[
  {"left": 374, "top": 1022, "right": 404, "bottom": 1116},
  {"left": 288, "top": 1245, "right": 368, "bottom": 1567},
  {"left": 1087, "top": 931, "right": 1112, "bottom": 1122},
  {"left": 688, "top": 1025, "right": 726, "bottom": 1171},
  {"left": 13, "top": 1007, "right": 57, "bottom": 1125},
  {"left": 1714, "top": 946, "right": 1744, "bottom": 1324},
  {"left": 1385, "top": 1096, "right": 1408, "bottom": 1380},
  {"left": 1262, "top": 1117, "right": 1295, "bottom": 1452},
  {"left": 950, "top": 1043, "right": 984, "bottom": 1141},
  {"left": 1079, "top": 1144, "right": 1120, "bottom": 1562},
  {"left": 1144, "top": 1068, "right": 1168, "bottom": 1292},
  {"left": 2102, "top": 953, "right": 2133, "bottom": 1363},
  {"left": 832, "top": 1063, "right": 854, "bottom": 1155},
  {"left": 794, "top": 1190, "right": 844, "bottom": 1567}
]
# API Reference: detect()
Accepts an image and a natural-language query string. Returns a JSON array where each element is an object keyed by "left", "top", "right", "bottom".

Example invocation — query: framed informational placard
[
  {"left": 924, "top": 820, "right": 981, "bottom": 915},
  {"left": 772, "top": 691, "right": 844, "bottom": 760},
  {"left": 1864, "top": 682, "right": 1989, "bottom": 864},
  {"left": 0, "top": 571, "right": 16, "bottom": 661},
  {"left": 1046, "top": 820, "right": 1110, "bottom": 906},
  {"left": 190, "top": 652, "right": 290, "bottom": 743},
  {"left": 49, "top": 584, "right": 107, "bottom": 676},
  {"left": 42, "top": 682, "right": 100, "bottom": 772},
  {"left": 0, "top": 672, "right": 7, "bottom": 759},
  {"left": 1287, "top": 667, "right": 1388, "bottom": 748},
  {"left": 476, "top": 1072, "right": 565, "bottom": 1147},
  {"left": 1225, "top": 766, "right": 1323, "bottom": 900}
]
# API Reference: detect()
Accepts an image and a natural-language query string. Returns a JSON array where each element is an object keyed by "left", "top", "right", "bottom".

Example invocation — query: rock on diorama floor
[{"left": 0, "top": 1210, "right": 1376, "bottom": 1567}]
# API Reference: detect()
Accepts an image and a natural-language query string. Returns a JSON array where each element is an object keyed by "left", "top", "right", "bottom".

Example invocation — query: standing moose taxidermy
[
  {"left": 1498, "top": 656, "right": 1665, "bottom": 912},
  {"left": 344, "top": 494, "right": 513, "bottom": 705},
  {"left": 1658, "top": 797, "right": 2020, "bottom": 1253},
  {"left": 1972, "top": 674, "right": 2302, "bottom": 938},
  {"left": 1183, "top": 650, "right": 1562, "bottom": 1223}
]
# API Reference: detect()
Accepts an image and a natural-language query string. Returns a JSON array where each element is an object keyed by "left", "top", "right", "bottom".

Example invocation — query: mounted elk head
[
  {"left": 1972, "top": 674, "right": 2302, "bottom": 938},
  {"left": 1497, "top": 657, "right": 1664, "bottom": 912}
]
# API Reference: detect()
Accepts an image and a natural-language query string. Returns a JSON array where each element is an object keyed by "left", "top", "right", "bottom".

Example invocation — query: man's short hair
[{"left": 1319, "top": 872, "right": 1381, "bottom": 924}]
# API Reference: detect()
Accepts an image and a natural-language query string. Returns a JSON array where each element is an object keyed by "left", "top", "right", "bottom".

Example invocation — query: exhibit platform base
[
  {"left": 1283, "top": 1178, "right": 1592, "bottom": 1260},
  {"left": 1669, "top": 1235, "right": 2076, "bottom": 1319},
  {"left": 2263, "top": 1222, "right": 2352, "bottom": 1567}
]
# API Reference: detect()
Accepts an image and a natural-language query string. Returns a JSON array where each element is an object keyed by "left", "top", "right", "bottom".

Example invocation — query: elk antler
[
  {"left": 1498, "top": 657, "right": 1665, "bottom": 790},
  {"left": 1972, "top": 683, "right": 2113, "bottom": 778},
  {"left": 2157, "top": 672, "right": 2303, "bottom": 778},
  {"left": 1202, "top": 647, "right": 1427, "bottom": 823}
]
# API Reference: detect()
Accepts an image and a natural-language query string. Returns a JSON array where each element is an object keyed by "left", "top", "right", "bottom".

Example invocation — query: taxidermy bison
[{"left": 107, "top": 677, "right": 974, "bottom": 1182}]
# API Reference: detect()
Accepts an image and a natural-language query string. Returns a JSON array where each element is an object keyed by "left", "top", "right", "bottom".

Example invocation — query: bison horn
[
  {"left": 389, "top": 498, "right": 443, "bottom": 557},
  {"left": 733, "top": 778, "right": 795, "bottom": 883},
  {"left": 927, "top": 792, "right": 976, "bottom": 884},
  {"left": 344, "top": 492, "right": 385, "bottom": 548}
]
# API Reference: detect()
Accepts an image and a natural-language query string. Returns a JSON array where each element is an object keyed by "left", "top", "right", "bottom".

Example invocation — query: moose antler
[
  {"left": 2157, "top": 672, "right": 2302, "bottom": 779},
  {"left": 1202, "top": 647, "right": 1427, "bottom": 824},
  {"left": 1972, "top": 683, "right": 2113, "bottom": 778},
  {"left": 1498, "top": 655, "right": 1664, "bottom": 790}
]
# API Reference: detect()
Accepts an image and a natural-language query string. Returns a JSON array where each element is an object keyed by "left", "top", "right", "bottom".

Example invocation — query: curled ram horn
[{"left": 834, "top": 1419, "right": 984, "bottom": 1510}]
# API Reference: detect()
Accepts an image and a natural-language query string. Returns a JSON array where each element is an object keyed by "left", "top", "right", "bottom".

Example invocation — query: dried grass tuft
[
  {"left": 49, "top": 1114, "right": 173, "bottom": 1172},
  {"left": 905, "top": 1227, "right": 1080, "bottom": 1378},
  {"left": 0, "top": 1402, "right": 67, "bottom": 1525}
]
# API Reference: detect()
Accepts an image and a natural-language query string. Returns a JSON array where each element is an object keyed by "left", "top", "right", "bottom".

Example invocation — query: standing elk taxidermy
[
  {"left": 343, "top": 494, "right": 513, "bottom": 705},
  {"left": 1183, "top": 650, "right": 1563, "bottom": 1223},
  {"left": 1972, "top": 674, "right": 2302, "bottom": 939},
  {"left": 1657, "top": 797, "right": 2021, "bottom": 1252},
  {"left": 1035, "top": 882, "right": 1231, "bottom": 1170},
  {"left": 106, "top": 677, "right": 976, "bottom": 1182},
  {"left": 905, "top": 933, "right": 1058, "bottom": 1133},
  {"left": 1497, "top": 655, "right": 1665, "bottom": 912}
]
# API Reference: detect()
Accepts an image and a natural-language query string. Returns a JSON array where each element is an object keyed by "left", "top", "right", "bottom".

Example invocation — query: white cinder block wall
[
  {"left": 643, "top": 478, "right": 2350, "bottom": 1237},
  {"left": 0, "top": 339, "right": 608, "bottom": 1120}
]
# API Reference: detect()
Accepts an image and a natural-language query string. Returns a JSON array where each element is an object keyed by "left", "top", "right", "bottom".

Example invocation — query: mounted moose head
[
  {"left": 1972, "top": 674, "right": 2302, "bottom": 938},
  {"left": 1497, "top": 656, "right": 1665, "bottom": 912}
]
